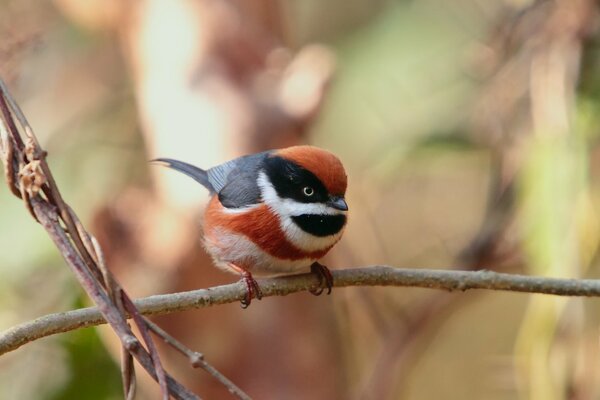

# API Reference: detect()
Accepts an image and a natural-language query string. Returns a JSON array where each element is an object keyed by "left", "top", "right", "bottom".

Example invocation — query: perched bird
[{"left": 152, "top": 146, "right": 348, "bottom": 307}]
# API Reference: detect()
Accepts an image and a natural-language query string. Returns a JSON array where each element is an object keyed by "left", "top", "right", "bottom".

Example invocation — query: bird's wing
[
  {"left": 205, "top": 158, "right": 238, "bottom": 192},
  {"left": 210, "top": 151, "right": 270, "bottom": 208}
]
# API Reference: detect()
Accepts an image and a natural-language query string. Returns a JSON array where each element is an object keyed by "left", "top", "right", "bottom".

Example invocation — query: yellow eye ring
[{"left": 303, "top": 186, "right": 314, "bottom": 196}]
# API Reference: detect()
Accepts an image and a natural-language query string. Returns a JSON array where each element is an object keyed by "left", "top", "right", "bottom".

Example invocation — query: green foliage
[{"left": 48, "top": 325, "right": 121, "bottom": 400}]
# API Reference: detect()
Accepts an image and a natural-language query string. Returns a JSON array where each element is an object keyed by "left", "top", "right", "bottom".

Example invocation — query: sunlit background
[{"left": 2, "top": 0, "right": 600, "bottom": 399}]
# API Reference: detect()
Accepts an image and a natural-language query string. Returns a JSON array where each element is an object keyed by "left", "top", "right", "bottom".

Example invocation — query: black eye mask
[{"left": 264, "top": 156, "right": 329, "bottom": 204}]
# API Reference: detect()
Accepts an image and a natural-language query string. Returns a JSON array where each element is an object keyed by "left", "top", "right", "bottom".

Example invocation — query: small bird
[{"left": 152, "top": 145, "right": 348, "bottom": 307}]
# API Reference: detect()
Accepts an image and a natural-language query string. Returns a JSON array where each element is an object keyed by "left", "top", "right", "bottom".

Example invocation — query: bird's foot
[
  {"left": 228, "top": 264, "right": 262, "bottom": 308},
  {"left": 310, "top": 262, "right": 333, "bottom": 296},
  {"left": 240, "top": 271, "right": 262, "bottom": 308}
]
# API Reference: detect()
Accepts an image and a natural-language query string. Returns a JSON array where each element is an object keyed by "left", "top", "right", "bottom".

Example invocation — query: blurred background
[{"left": 1, "top": 0, "right": 600, "bottom": 399}]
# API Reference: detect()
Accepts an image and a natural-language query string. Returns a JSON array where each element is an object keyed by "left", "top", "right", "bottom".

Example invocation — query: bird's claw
[
  {"left": 310, "top": 262, "right": 333, "bottom": 296},
  {"left": 240, "top": 271, "right": 262, "bottom": 309}
]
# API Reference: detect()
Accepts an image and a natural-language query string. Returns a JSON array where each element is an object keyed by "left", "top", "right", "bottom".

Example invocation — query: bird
[{"left": 152, "top": 145, "right": 348, "bottom": 307}]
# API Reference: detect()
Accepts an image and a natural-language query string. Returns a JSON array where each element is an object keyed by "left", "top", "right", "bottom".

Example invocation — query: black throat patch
[{"left": 292, "top": 214, "right": 346, "bottom": 237}]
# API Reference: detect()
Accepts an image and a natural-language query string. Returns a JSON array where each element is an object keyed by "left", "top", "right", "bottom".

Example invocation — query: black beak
[{"left": 328, "top": 196, "right": 348, "bottom": 211}]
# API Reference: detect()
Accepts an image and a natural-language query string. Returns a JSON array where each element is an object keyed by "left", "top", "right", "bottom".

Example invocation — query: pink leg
[
  {"left": 310, "top": 262, "right": 334, "bottom": 296},
  {"left": 228, "top": 263, "right": 262, "bottom": 308}
]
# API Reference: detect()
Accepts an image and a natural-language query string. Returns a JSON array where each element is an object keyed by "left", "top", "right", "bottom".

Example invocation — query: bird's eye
[{"left": 303, "top": 186, "right": 314, "bottom": 197}]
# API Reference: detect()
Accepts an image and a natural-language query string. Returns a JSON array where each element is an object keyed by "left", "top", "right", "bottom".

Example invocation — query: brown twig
[
  {"left": 31, "top": 199, "right": 198, "bottom": 400},
  {"left": 75, "top": 211, "right": 138, "bottom": 400},
  {"left": 0, "top": 84, "right": 22, "bottom": 197},
  {"left": 145, "top": 320, "right": 252, "bottom": 400},
  {"left": 122, "top": 293, "right": 170, "bottom": 399},
  {"left": 3, "top": 266, "right": 600, "bottom": 358},
  {"left": 0, "top": 79, "right": 209, "bottom": 399}
]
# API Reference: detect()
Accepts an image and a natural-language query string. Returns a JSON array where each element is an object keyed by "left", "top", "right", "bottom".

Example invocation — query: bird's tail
[{"left": 151, "top": 158, "right": 215, "bottom": 192}]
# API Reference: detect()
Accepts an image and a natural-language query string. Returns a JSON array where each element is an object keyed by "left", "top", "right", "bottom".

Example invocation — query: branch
[
  {"left": 0, "top": 78, "right": 205, "bottom": 400},
  {"left": 2, "top": 266, "right": 600, "bottom": 356}
]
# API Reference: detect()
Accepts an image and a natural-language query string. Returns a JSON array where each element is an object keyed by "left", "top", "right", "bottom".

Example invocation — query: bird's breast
[{"left": 203, "top": 197, "right": 340, "bottom": 262}]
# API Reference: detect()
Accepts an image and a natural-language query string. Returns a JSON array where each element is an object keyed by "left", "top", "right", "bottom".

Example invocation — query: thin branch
[
  {"left": 0, "top": 79, "right": 197, "bottom": 400},
  {"left": 2, "top": 266, "right": 600, "bottom": 357},
  {"left": 145, "top": 320, "right": 251, "bottom": 400},
  {"left": 31, "top": 198, "right": 199, "bottom": 400}
]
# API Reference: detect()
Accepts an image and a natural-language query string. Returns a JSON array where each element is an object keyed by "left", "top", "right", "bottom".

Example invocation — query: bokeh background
[{"left": 2, "top": 0, "right": 600, "bottom": 399}]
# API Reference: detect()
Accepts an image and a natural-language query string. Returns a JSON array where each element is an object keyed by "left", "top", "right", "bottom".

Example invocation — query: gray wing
[{"left": 209, "top": 151, "right": 270, "bottom": 208}]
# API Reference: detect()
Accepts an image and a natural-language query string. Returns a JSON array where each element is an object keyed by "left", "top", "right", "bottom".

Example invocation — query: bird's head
[{"left": 258, "top": 146, "right": 348, "bottom": 240}]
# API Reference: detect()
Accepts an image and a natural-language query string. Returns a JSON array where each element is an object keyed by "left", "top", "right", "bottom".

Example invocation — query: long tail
[{"left": 151, "top": 158, "right": 215, "bottom": 192}]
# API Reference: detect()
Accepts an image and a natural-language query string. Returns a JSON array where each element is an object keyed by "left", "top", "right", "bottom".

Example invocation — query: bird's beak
[{"left": 328, "top": 196, "right": 348, "bottom": 211}]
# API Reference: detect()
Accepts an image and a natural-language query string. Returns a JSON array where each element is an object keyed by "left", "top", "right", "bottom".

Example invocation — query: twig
[
  {"left": 0, "top": 79, "right": 198, "bottom": 399},
  {"left": 31, "top": 198, "right": 199, "bottom": 400},
  {"left": 77, "top": 221, "right": 138, "bottom": 400},
  {"left": 2, "top": 266, "right": 600, "bottom": 357},
  {"left": 145, "top": 320, "right": 252, "bottom": 400},
  {"left": 121, "top": 293, "right": 170, "bottom": 400},
  {"left": 0, "top": 85, "right": 22, "bottom": 197}
]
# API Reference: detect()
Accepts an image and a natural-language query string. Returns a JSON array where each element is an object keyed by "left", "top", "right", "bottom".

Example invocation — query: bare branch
[
  {"left": 31, "top": 198, "right": 199, "bottom": 400},
  {"left": 0, "top": 79, "right": 198, "bottom": 400},
  {"left": 1, "top": 266, "right": 600, "bottom": 357},
  {"left": 144, "top": 320, "right": 251, "bottom": 400}
]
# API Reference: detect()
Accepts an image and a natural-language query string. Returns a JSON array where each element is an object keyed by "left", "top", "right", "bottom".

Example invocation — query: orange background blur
[{"left": 2, "top": 1, "right": 600, "bottom": 399}]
